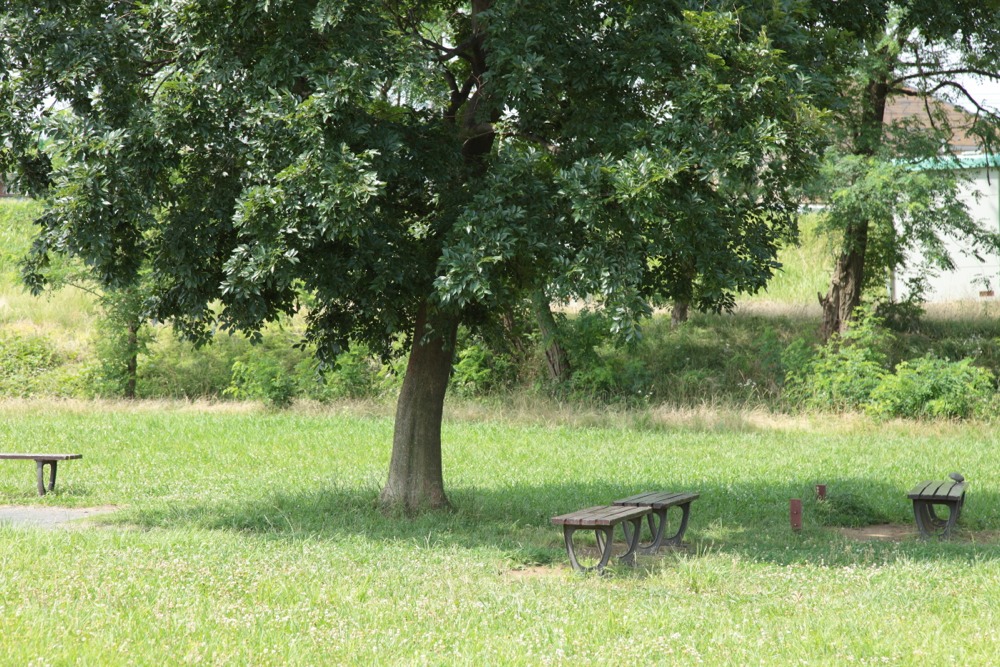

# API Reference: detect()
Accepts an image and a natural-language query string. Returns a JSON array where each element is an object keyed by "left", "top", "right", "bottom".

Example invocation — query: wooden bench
[
  {"left": 0, "top": 454, "right": 83, "bottom": 496},
  {"left": 614, "top": 490, "right": 699, "bottom": 553},
  {"left": 908, "top": 473, "right": 967, "bottom": 539},
  {"left": 551, "top": 505, "right": 651, "bottom": 573}
]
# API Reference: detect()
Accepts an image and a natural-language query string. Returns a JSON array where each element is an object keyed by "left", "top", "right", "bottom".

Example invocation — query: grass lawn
[{"left": 1, "top": 400, "right": 1000, "bottom": 664}]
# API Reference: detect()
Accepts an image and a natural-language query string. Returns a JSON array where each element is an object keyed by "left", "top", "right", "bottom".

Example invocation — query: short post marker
[
  {"left": 790, "top": 498, "right": 803, "bottom": 531},
  {"left": 816, "top": 484, "right": 827, "bottom": 500}
]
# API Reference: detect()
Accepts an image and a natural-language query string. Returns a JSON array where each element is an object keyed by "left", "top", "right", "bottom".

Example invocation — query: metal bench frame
[
  {"left": 614, "top": 491, "right": 699, "bottom": 554},
  {"left": 551, "top": 505, "right": 651, "bottom": 573},
  {"left": 908, "top": 478, "right": 967, "bottom": 539},
  {"left": 0, "top": 454, "right": 83, "bottom": 495}
]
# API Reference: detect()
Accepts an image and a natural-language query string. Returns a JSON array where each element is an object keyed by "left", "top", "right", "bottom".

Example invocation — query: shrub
[
  {"left": 89, "top": 287, "right": 154, "bottom": 399},
  {"left": 137, "top": 331, "right": 246, "bottom": 398},
  {"left": 559, "top": 310, "right": 613, "bottom": 375},
  {"left": 225, "top": 358, "right": 297, "bottom": 408},
  {"left": 783, "top": 307, "right": 893, "bottom": 410},
  {"left": 867, "top": 356, "right": 995, "bottom": 420},
  {"left": 451, "top": 340, "right": 515, "bottom": 397},
  {"left": 0, "top": 330, "right": 86, "bottom": 397},
  {"left": 312, "top": 343, "right": 401, "bottom": 400}
]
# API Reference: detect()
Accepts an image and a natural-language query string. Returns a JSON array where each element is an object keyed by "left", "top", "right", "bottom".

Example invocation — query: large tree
[
  {"left": 1, "top": 1, "right": 821, "bottom": 512},
  {"left": 808, "top": 1, "right": 1000, "bottom": 339}
]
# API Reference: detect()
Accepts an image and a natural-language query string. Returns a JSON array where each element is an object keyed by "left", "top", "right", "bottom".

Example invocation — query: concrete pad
[{"left": 0, "top": 505, "right": 118, "bottom": 529}]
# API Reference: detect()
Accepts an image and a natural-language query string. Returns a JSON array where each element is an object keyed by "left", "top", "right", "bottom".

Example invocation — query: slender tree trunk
[
  {"left": 531, "top": 290, "right": 569, "bottom": 382},
  {"left": 819, "top": 218, "right": 869, "bottom": 340},
  {"left": 818, "top": 76, "right": 887, "bottom": 341},
  {"left": 124, "top": 320, "right": 138, "bottom": 400},
  {"left": 671, "top": 261, "right": 696, "bottom": 327},
  {"left": 379, "top": 302, "right": 458, "bottom": 513}
]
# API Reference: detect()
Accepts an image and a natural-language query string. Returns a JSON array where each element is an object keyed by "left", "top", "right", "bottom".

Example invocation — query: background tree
[
  {"left": 1, "top": 1, "right": 822, "bottom": 512},
  {"left": 806, "top": 1, "right": 1000, "bottom": 339}
]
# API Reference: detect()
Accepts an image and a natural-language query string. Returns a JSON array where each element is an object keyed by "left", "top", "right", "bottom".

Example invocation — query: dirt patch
[
  {"left": 836, "top": 523, "right": 1000, "bottom": 543},
  {"left": 0, "top": 505, "right": 118, "bottom": 529},
  {"left": 505, "top": 565, "right": 563, "bottom": 579},
  {"left": 836, "top": 524, "right": 915, "bottom": 542}
]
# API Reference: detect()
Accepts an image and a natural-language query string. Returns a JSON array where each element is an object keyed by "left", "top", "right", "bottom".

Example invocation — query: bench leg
[
  {"left": 35, "top": 460, "right": 58, "bottom": 496},
  {"left": 913, "top": 500, "right": 961, "bottom": 539},
  {"left": 563, "top": 525, "right": 616, "bottom": 573},
  {"left": 618, "top": 516, "right": 643, "bottom": 565},
  {"left": 622, "top": 511, "right": 666, "bottom": 555},
  {"left": 622, "top": 503, "right": 693, "bottom": 553},
  {"left": 661, "top": 502, "right": 693, "bottom": 548}
]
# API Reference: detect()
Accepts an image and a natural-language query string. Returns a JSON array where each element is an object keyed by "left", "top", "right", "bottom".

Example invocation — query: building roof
[{"left": 884, "top": 91, "right": 982, "bottom": 152}]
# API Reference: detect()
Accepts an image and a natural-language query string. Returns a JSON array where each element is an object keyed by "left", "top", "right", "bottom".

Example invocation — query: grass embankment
[
  {"left": 0, "top": 198, "right": 96, "bottom": 337},
  {"left": 2, "top": 401, "right": 1000, "bottom": 664}
]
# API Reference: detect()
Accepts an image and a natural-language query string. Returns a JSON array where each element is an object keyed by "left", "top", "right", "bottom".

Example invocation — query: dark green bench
[
  {"left": 908, "top": 473, "right": 967, "bottom": 539},
  {"left": 613, "top": 490, "right": 699, "bottom": 553},
  {"left": 0, "top": 454, "right": 82, "bottom": 495},
  {"left": 551, "top": 505, "right": 651, "bottom": 573}
]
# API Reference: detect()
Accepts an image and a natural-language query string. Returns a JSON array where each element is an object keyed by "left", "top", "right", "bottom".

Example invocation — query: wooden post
[
  {"left": 790, "top": 499, "right": 802, "bottom": 531},
  {"left": 816, "top": 484, "right": 827, "bottom": 500}
]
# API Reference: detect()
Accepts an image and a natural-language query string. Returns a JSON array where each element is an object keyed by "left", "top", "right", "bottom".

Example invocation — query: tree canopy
[{"left": 1, "top": 1, "right": 823, "bottom": 511}]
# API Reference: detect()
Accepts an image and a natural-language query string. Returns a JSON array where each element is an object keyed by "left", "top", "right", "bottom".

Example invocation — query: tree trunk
[
  {"left": 818, "top": 76, "right": 887, "bottom": 342},
  {"left": 124, "top": 320, "right": 138, "bottom": 400},
  {"left": 671, "top": 299, "right": 689, "bottom": 327},
  {"left": 531, "top": 290, "right": 570, "bottom": 382},
  {"left": 379, "top": 0, "right": 488, "bottom": 513},
  {"left": 819, "top": 219, "right": 869, "bottom": 341},
  {"left": 379, "top": 302, "right": 458, "bottom": 513}
]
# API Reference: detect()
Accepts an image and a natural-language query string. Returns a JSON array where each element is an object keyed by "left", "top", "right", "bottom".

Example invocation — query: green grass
[
  {"left": 2, "top": 401, "right": 1000, "bottom": 664},
  {"left": 744, "top": 213, "right": 834, "bottom": 306}
]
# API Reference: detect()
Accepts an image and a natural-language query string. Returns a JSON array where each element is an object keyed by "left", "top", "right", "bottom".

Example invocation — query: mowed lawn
[{"left": 2, "top": 401, "right": 1000, "bottom": 665}]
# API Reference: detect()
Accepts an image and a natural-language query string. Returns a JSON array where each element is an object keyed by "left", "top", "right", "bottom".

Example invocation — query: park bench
[
  {"left": 551, "top": 505, "right": 651, "bottom": 573},
  {"left": 613, "top": 490, "right": 699, "bottom": 554},
  {"left": 907, "top": 473, "right": 967, "bottom": 539},
  {"left": 0, "top": 454, "right": 83, "bottom": 496}
]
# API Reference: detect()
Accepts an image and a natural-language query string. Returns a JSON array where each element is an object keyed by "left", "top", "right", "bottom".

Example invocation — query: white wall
[{"left": 895, "top": 161, "right": 1000, "bottom": 302}]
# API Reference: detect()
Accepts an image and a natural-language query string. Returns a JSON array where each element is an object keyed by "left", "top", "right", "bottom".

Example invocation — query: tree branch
[
  {"left": 892, "top": 68, "right": 1000, "bottom": 87},
  {"left": 444, "top": 71, "right": 476, "bottom": 123}
]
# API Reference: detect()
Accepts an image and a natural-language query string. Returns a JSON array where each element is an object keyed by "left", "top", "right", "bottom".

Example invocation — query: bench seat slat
[
  {"left": 614, "top": 491, "right": 700, "bottom": 509},
  {"left": 907, "top": 480, "right": 966, "bottom": 501},
  {"left": 0, "top": 454, "right": 83, "bottom": 461},
  {"left": 551, "top": 505, "right": 649, "bottom": 526}
]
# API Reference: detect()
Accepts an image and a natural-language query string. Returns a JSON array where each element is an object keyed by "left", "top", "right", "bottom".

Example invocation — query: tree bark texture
[
  {"left": 671, "top": 299, "right": 689, "bottom": 327},
  {"left": 379, "top": 302, "right": 458, "bottom": 513},
  {"left": 531, "top": 290, "right": 570, "bottom": 382},
  {"left": 818, "top": 218, "right": 869, "bottom": 341}
]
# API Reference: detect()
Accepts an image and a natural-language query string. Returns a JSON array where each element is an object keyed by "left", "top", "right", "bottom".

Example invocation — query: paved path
[{"left": 0, "top": 505, "right": 118, "bottom": 529}]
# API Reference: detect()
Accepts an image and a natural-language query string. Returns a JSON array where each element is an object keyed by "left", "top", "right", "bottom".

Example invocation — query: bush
[
  {"left": 451, "top": 339, "right": 515, "bottom": 397},
  {"left": 783, "top": 307, "right": 893, "bottom": 410},
  {"left": 137, "top": 331, "right": 247, "bottom": 398},
  {"left": 89, "top": 287, "right": 154, "bottom": 398},
  {"left": 558, "top": 311, "right": 655, "bottom": 402},
  {"left": 0, "top": 330, "right": 86, "bottom": 397},
  {"left": 309, "top": 343, "right": 401, "bottom": 401},
  {"left": 225, "top": 358, "right": 297, "bottom": 408},
  {"left": 867, "top": 356, "right": 995, "bottom": 420}
]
